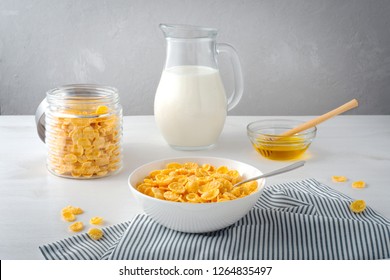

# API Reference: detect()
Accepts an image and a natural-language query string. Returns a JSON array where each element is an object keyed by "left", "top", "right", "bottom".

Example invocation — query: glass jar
[{"left": 36, "top": 84, "right": 123, "bottom": 179}]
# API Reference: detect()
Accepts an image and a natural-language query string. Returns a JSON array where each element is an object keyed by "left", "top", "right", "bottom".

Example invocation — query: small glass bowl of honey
[{"left": 247, "top": 119, "right": 317, "bottom": 160}]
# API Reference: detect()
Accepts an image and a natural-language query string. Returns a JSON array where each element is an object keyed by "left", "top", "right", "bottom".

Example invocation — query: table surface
[{"left": 1, "top": 115, "right": 389, "bottom": 259}]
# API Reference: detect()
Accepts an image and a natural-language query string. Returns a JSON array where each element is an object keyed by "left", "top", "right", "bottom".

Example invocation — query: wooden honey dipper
[{"left": 279, "top": 98, "right": 359, "bottom": 137}]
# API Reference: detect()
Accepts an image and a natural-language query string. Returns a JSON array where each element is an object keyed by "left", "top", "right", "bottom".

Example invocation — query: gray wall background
[{"left": 1, "top": 0, "right": 389, "bottom": 116}]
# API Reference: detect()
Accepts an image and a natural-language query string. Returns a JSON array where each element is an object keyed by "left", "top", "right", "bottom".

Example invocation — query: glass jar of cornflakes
[{"left": 35, "top": 84, "right": 123, "bottom": 179}]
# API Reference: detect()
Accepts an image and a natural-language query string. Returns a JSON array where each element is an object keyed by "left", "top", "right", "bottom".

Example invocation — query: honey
[{"left": 253, "top": 136, "right": 309, "bottom": 160}]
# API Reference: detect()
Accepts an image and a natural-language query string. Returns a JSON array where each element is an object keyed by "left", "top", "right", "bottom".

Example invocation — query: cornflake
[
  {"left": 96, "top": 105, "right": 109, "bottom": 115},
  {"left": 350, "top": 200, "right": 366, "bottom": 213},
  {"left": 47, "top": 105, "right": 121, "bottom": 179},
  {"left": 332, "top": 176, "right": 348, "bottom": 183},
  {"left": 352, "top": 181, "right": 366, "bottom": 189},
  {"left": 69, "top": 222, "right": 84, "bottom": 232},
  {"left": 62, "top": 205, "right": 84, "bottom": 215},
  {"left": 62, "top": 211, "right": 76, "bottom": 222},
  {"left": 88, "top": 228, "right": 104, "bottom": 240},
  {"left": 89, "top": 216, "right": 104, "bottom": 225},
  {"left": 136, "top": 162, "right": 258, "bottom": 203}
]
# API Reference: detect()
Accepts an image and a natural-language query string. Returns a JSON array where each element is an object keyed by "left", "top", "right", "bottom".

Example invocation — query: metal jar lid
[{"left": 35, "top": 98, "right": 48, "bottom": 143}]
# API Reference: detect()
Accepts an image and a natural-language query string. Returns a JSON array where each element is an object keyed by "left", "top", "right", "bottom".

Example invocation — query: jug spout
[
  {"left": 159, "top": 23, "right": 219, "bottom": 69},
  {"left": 159, "top": 23, "right": 218, "bottom": 39}
]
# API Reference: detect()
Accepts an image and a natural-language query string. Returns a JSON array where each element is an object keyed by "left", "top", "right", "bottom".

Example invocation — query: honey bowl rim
[{"left": 247, "top": 119, "right": 317, "bottom": 140}]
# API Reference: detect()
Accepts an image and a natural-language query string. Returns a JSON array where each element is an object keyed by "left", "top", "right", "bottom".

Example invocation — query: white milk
[{"left": 154, "top": 65, "right": 227, "bottom": 149}]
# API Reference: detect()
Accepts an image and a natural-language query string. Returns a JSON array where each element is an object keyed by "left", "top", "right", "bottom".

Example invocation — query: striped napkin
[{"left": 39, "top": 179, "right": 390, "bottom": 260}]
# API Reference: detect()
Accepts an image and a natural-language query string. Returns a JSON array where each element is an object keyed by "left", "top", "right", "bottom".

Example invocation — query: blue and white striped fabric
[{"left": 39, "top": 179, "right": 390, "bottom": 260}]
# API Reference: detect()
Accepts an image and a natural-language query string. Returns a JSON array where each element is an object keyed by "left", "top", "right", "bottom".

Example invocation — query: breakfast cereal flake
[
  {"left": 135, "top": 162, "right": 258, "bottom": 203},
  {"left": 352, "top": 181, "right": 366, "bottom": 189},
  {"left": 69, "top": 221, "right": 84, "bottom": 232},
  {"left": 47, "top": 106, "right": 121, "bottom": 178},
  {"left": 62, "top": 205, "right": 84, "bottom": 215},
  {"left": 89, "top": 216, "right": 104, "bottom": 225},
  {"left": 332, "top": 176, "right": 348, "bottom": 183},
  {"left": 88, "top": 228, "right": 104, "bottom": 240},
  {"left": 62, "top": 211, "right": 76, "bottom": 222},
  {"left": 350, "top": 200, "right": 366, "bottom": 213}
]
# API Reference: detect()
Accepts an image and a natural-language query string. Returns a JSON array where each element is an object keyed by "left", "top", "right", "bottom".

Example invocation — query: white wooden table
[{"left": 1, "top": 115, "right": 389, "bottom": 259}]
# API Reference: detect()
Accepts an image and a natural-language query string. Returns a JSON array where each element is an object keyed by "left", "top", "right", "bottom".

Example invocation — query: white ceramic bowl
[{"left": 128, "top": 157, "right": 265, "bottom": 233}]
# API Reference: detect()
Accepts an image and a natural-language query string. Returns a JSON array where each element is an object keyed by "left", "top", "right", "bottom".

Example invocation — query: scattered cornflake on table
[
  {"left": 61, "top": 211, "right": 76, "bottom": 222},
  {"left": 352, "top": 181, "right": 366, "bottom": 189},
  {"left": 60, "top": 205, "right": 105, "bottom": 239},
  {"left": 62, "top": 205, "right": 84, "bottom": 215},
  {"left": 69, "top": 221, "right": 84, "bottom": 232},
  {"left": 332, "top": 176, "right": 348, "bottom": 183},
  {"left": 61, "top": 205, "right": 84, "bottom": 221},
  {"left": 89, "top": 216, "right": 104, "bottom": 225},
  {"left": 350, "top": 200, "right": 366, "bottom": 213},
  {"left": 88, "top": 228, "right": 104, "bottom": 240}
]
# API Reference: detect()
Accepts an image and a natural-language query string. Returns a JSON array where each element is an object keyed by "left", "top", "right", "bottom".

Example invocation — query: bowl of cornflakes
[{"left": 128, "top": 157, "right": 265, "bottom": 233}]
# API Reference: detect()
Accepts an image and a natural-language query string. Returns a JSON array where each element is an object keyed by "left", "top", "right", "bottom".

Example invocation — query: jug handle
[
  {"left": 35, "top": 98, "right": 48, "bottom": 143},
  {"left": 216, "top": 43, "right": 244, "bottom": 111}
]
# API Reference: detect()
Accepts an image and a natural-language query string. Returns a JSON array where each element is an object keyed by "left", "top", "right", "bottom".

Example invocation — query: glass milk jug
[{"left": 154, "top": 24, "right": 243, "bottom": 150}]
